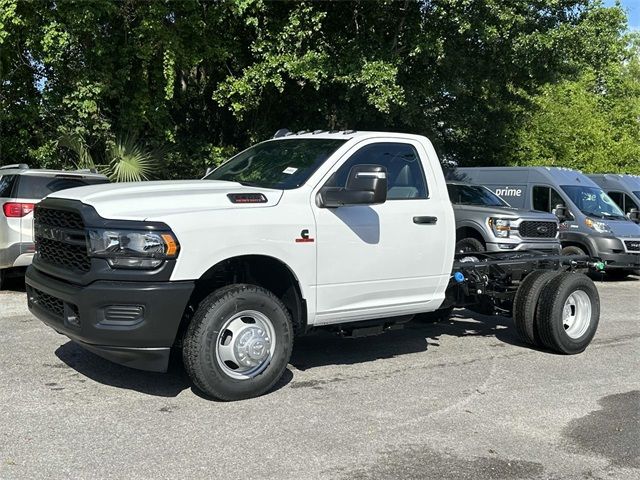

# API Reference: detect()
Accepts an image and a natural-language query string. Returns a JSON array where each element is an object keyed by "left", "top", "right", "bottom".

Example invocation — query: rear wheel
[
  {"left": 0, "top": 269, "right": 4, "bottom": 290},
  {"left": 455, "top": 237, "right": 485, "bottom": 254},
  {"left": 183, "top": 284, "right": 294, "bottom": 401},
  {"left": 536, "top": 273, "right": 599, "bottom": 354},
  {"left": 512, "top": 270, "right": 561, "bottom": 346}
]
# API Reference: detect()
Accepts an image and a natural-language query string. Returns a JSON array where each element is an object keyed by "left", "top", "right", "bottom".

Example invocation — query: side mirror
[
  {"left": 553, "top": 204, "right": 571, "bottom": 223},
  {"left": 628, "top": 208, "right": 640, "bottom": 224},
  {"left": 319, "top": 164, "right": 388, "bottom": 208}
]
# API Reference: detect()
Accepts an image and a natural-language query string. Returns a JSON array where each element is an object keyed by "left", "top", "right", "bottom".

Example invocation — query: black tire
[
  {"left": 183, "top": 284, "right": 294, "bottom": 401},
  {"left": 455, "top": 237, "right": 485, "bottom": 254},
  {"left": 536, "top": 273, "right": 600, "bottom": 354},
  {"left": 561, "top": 245, "right": 586, "bottom": 256},
  {"left": 512, "top": 270, "right": 561, "bottom": 346},
  {"left": 0, "top": 269, "right": 4, "bottom": 291}
]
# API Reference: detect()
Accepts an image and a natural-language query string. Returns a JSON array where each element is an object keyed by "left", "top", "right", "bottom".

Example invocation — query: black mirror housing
[
  {"left": 553, "top": 204, "right": 571, "bottom": 222},
  {"left": 319, "top": 164, "right": 388, "bottom": 208},
  {"left": 628, "top": 208, "right": 640, "bottom": 224}
]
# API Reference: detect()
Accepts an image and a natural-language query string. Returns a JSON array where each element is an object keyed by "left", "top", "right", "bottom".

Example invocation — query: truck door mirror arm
[{"left": 318, "top": 164, "right": 388, "bottom": 208}]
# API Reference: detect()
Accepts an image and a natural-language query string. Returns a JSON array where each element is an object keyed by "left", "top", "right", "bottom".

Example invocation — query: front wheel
[
  {"left": 183, "top": 284, "right": 294, "bottom": 401},
  {"left": 455, "top": 237, "right": 485, "bottom": 254}
]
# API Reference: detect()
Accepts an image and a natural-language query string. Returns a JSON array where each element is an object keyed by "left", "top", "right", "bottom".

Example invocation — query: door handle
[{"left": 413, "top": 216, "right": 438, "bottom": 225}]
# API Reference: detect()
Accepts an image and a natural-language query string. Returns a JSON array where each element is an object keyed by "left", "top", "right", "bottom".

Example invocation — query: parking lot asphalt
[{"left": 0, "top": 275, "right": 639, "bottom": 480}]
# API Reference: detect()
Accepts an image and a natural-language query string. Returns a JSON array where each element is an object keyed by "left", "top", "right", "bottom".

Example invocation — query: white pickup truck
[{"left": 26, "top": 131, "right": 603, "bottom": 400}]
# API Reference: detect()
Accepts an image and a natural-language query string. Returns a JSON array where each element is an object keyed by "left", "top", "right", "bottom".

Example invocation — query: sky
[{"left": 605, "top": 0, "right": 640, "bottom": 30}]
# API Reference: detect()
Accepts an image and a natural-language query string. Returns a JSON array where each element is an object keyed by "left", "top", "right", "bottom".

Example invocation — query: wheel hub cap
[
  {"left": 235, "top": 327, "right": 271, "bottom": 367},
  {"left": 215, "top": 310, "right": 276, "bottom": 380},
  {"left": 562, "top": 289, "right": 592, "bottom": 339}
]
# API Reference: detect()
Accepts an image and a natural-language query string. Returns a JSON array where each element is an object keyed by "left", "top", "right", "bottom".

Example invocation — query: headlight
[
  {"left": 489, "top": 218, "right": 511, "bottom": 238},
  {"left": 88, "top": 229, "right": 179, "bottom": 269},
  {"left": 584, "top": 218, "right": 611, "bottom": 234}
]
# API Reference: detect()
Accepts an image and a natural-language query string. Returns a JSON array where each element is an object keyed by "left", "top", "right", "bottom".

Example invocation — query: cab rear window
[
  {"left": 0, "top": 175, "right": 17, "bottom": 198},
  {"left": 15, "top": 175, "right": 109, "bottom": 199}
]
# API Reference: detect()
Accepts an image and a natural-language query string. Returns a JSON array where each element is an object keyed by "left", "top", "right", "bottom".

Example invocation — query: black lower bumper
[
  {"left": 561, "top": 233, "right": 640, "bottom": 270},
  {"left": 26, "top": 266, "right": 194, "bottom": 372}
]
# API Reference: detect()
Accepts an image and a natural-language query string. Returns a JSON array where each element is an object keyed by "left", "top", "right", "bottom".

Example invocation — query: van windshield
[
  {"left": 560, "top": 185, "right": 626, "bottom": 220},
  {"left": 204, "top": 139, "right": 347, "bottom": 190},
  {"left": 634, "top": 191, "right": 640, "bottom": 202},
  {"left": 447, "top": 184, "right": 510, "bottom": 207}
]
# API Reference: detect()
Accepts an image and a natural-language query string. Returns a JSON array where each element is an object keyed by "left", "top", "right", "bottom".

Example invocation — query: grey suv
[
  {"left": 0, "top": 164, "right": 109, "bottom": 289},
  {"left": 447, "top": 181, "right": 561, "bottom": 254}
]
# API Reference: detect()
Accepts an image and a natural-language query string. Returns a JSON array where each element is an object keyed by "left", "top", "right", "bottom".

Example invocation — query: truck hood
[
  {"left": 452, "top": 204, "right": 557, "bottom": 221},
  {"left": 47, "top": 180, "right": 284, "bottom": 221}
]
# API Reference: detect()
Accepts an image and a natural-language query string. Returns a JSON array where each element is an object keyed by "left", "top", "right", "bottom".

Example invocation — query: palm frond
[
  {"left": 58, "top": 134, "right": 95, "bottom": 169},
  {"left": 106, "top": 136, "right": 157, "bottom": 182}
]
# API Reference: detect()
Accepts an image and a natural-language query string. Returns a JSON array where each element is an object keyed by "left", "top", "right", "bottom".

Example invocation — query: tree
[
  {"left": 0, "top": 0, "right": 633, "bottom": 178},
  {"left": 511, "top": 36, "right": 640, "bottom": 174}
]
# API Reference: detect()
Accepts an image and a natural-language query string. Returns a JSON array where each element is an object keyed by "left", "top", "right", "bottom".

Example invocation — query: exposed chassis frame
[{"left": 445, "top": 251, "right": 603, "bottom": 314}]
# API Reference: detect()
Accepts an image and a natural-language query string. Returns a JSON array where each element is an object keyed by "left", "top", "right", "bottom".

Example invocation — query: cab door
[{"left": 312, "top": 139, "right": 452, "bottom": 325}]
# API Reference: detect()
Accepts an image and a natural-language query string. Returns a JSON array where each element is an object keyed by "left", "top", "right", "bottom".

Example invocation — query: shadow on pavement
[
  {"left": 55, "top": 341, "right": 190, "bottom": 397},
  {"left": 53, "top": 309, "right": 539, "bottom": 395},
  {"left": 55, "top": 340, "right": 295, "bottom": 399},
  {"left": 290, "top": 309, "right": 527, "bottom": 371}
]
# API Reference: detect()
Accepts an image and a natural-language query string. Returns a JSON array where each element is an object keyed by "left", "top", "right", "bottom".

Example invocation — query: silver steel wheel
[
  {"left": 215, "top": 310, "right": 276, "bottom": 380},
  {"left": 562, "top": 290, "right": 592, "bottom": 339}
]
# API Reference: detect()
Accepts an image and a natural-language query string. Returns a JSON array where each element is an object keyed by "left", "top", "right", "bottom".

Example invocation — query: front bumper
[
  {"left": 26, "top": 266, "right": 194, "bottom": 372},
  {"left": 587, "top": 236, "right": 640, "bottom": 270},
  {"left": 486, "top": 241, "right": 561, "bottom": 254}
]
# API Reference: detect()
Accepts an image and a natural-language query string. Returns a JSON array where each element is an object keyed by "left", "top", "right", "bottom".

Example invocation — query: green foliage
[
  {"left": 511, "top": 59, "right": 640, "bottom": 174},
  {"left": 0, "top": 0, "right": 636, "bottom": 176},
  {"left": 105, "top": 136, "right": 158, "bottom": 182}
]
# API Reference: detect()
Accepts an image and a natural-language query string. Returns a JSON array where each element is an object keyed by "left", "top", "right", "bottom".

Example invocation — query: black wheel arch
[{"left": 177, "top": 255, "right": 308, "bottom": 345}]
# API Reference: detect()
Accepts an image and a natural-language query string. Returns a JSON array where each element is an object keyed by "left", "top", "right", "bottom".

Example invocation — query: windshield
[
  {"left": 560, "top": 185, "right": 626, "bottom": 220},
  {"left": 447, "top": 183, "right": 510, "bottom": 207},
  {"left": 204, "top": 139, "right": 347, "bottom": 190},
  {"left": 634, "top": 191, "right": 640, "bottom": 202}
]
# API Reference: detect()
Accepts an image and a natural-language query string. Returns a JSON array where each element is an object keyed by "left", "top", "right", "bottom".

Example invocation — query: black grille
[
  {"left": 624, "top": 240, "right": 640, "bottom": 252},
  {"left": 34, "top": 207, "right": 91, "bottom": 273},
  {"left": 28, "top": 286, "right": 64, "bottom": 319},
  {"left": 35, "top": 207, "right": 84, "bottom": 230},
  {"left": 518, "top": 221, "right": 558, "bottom": 239},
  {"left": 37, "top": 237, "right": 91, "bottom": 272}
]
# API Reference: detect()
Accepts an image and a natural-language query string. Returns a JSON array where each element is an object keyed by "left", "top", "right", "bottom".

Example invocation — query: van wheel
[
  {"left": 536, "top": 273, "right": 600, "bottom": 354},
  {"left": 183, "top": 284, "right": 294, "bottom": 401},
  {"left": 0, "top": 270, "right": 4, "bottom": 290},
  {"left": 512, "top": 270, "right": 561, "bottom": 346},
  {"left": 561, "top": 245, "right": 586, "bottom": 256},
  {"left": 455, "top": 238, "right": 485, "bottom": 254}
]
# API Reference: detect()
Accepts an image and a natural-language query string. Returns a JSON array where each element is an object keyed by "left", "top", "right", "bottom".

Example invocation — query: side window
[
  {"left": 325, "top": 143, "right": 428, "bottom": 200},
  {"left": 607, "top": 191, "right": 624, "bottom": 211},
  {"left": 532, "top": 186, "right": 550, "bottom": 212},
  {"left": 624, "top": 194, "right": 639, "bottom": 213},
  {"left": 533, "top": 186, "right": 565, "bottom": 213},
  {"left": 550, "top": 188, "right": 564, "bottom": 211},
  {"left": 15, "top": 176, "right": 108, "bottom": 199},
  {"left": 0, "top": 175, "right": 17, "bottom": 198}
]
